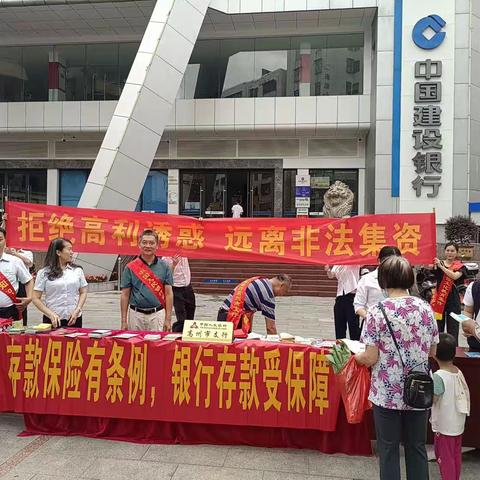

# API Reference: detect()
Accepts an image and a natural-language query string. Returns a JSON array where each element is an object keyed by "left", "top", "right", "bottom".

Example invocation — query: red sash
[
  {"left": 127, "top": 257, "right": 166, "bottom": 309},
  {"left": 0, "top": 271, "right": 17, "bottom": 304},
  {"left": 227, "top": 276, "right": 262, "bottom": 334},
  {"left": 430, "top": 260, "right": 463, "bottom": 320}
]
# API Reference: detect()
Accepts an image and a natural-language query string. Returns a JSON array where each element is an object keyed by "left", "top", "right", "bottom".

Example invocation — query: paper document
[{"left": 342, "top": 339, "right": 366, "bottom": 354}]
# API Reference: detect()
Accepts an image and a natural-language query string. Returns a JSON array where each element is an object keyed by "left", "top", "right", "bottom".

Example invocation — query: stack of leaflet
[
  {"left": 89, "top": 329, "right": 112, "bottom": 338},
  {"left": 25, "top": 323, "right": 52, "bottom": 334}
]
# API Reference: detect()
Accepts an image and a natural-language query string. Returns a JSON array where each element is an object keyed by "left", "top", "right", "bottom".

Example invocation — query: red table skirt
[{"left": 21, "top": 405, "right": 372, "bottom": 456}]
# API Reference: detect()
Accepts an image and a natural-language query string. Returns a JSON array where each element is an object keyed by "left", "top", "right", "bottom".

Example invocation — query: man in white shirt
[
  {"left": 0, "top": 228, "right": 33, "bottom": 321},
  {"left": 325, "top": 265, "right": 360, "bottom": 339},
  {"left": 162, "top": 254, "right": 196, "bottom": 333},
  {"left": 354, "top": 246, "right": 402, "bottom": 320},
  {"left": 231, "top": 201, "right": 243, "bottom": 218}
]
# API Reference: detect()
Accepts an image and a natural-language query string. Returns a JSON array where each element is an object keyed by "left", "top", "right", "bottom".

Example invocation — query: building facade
[{"left": 0, "top": 0, "right": 478, "bottom": 234}]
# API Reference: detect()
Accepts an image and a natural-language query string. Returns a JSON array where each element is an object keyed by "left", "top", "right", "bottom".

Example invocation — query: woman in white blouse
[{"left": 32, "top": 238, "right": 88, "bottom": 327}]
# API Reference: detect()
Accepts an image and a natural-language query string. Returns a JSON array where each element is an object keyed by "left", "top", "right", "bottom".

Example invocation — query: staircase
[{"left": 189, "top": 259, "right": 337, "bottom": 297}]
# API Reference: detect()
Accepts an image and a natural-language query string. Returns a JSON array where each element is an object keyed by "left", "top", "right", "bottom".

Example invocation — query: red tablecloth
[
  {"left": 22, "top": 404, "right": 372, "bottom": 455},
  {"left": 1, "top": 331, "right": 372, "bottom": 455}
]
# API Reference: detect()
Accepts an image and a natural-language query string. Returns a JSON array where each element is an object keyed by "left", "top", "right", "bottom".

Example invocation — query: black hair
[
  {"left": 436, "top": 333, "right": 457, "bottom": 362},
  {"left": 378, "top": 256, "right": 415, "bottom": 290},
  {"left": 139, "top": 229, "right": 159, "bottom": 243},
  {"left": 444, "top": 242, "right": 459, "bottom": 252},
  {"left": 44, "top": 238, "right": 78, "bottom": 280},
  {"left": 378, "top": 245, "right": 402, "bottom": 262}
]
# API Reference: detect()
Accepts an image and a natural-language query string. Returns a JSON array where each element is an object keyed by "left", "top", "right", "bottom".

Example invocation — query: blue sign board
[{"left": 295, "top": 186, "right": 311, "bottom": 198}]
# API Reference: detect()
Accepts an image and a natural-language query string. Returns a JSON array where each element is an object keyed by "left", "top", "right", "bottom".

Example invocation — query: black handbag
[{"left": 378, "top": 303, "right": 433, "bottom": 409}]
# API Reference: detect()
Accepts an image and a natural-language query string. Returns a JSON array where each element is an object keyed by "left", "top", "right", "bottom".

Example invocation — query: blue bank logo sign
[{"left": 412, "top": 15, "right": 446, "bottom": 50}]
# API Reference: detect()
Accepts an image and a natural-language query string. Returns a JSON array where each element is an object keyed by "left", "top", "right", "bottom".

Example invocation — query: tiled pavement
[{"left": 1, "top": 292, "right": 478, "bottom": 479}]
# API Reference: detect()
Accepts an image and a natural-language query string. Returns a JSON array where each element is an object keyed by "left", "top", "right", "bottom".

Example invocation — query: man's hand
[
  {"left": 68, "top": 308, "right": 81, "bottom": 326},
  {"left": 5, "top": 247, "right": 16, "bottom": 255},
  {"left": 163, "top": 315, "right": 172, "bottom": 332},
  {"left": 462, "top": 319, "right": 477, "bottom": 337}
]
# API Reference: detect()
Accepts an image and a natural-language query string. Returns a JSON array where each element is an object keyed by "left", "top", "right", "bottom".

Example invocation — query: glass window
[
  {"left": 86, "top": 44, "right": 120, "bottom": 100},
  {"left": 23, "top": 47, "right": 49, "bottom": 101},
  {"left": 283, "top": 169, "right": 358, "bottom": 217},
  {"left": 0, "top": 170, "right": 47, "bottom": 210},
  {"left": 221, "top": 39, "right": 255, "bottom": 98},
  {"left": 0, "top": 47, "right": 23, "bottom": 102},
  {"left": 56, "top": 45, "right": 86, "bottom": 101},
  {"left": 250, "top": 171, "right": 274, "bottom": 217},
  {"left": 60, "top": 170, "right": 89, "bottom": 207}
]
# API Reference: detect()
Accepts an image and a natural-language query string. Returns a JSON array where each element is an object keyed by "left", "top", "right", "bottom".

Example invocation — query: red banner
[
  {"left": 5, "top": 201, "right": 436, "bottom": 265},
  {"left": 0, "top": 332, "right": 340, "bottom": 431}
]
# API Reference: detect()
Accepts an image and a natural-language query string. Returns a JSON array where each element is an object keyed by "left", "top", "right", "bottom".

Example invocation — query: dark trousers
[
  {"left": 0, "top": 305, "right": 19, "bottom": 321},
  {"left": 217, "top": 308, "right": 228, "bottom": 322},
  {"left": 373, "top": 405, "right": 429, "bottom": 480},
  {"left": 172, "top": 284, "right": 196, "bottom": 333},
  {"left": 437, "top": 304, "right": 460, "bottom": 344},
  {"left": 17, "top": 283, "right": 28, "bottom": 326},
  {"left": 43, "top": 315, "right": 83, "bottom": 328},
  {"left": 334, "top": 293, "right": 360, "bottom": 340}
]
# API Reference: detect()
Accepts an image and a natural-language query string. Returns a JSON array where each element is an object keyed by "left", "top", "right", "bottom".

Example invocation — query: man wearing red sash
[
  {"left": 0, "top": 227, "right": 33, "bottom": 320},
  {"left": 217, "top": 274, "right": 292, "bottom": 335},
  {"left": 120, "top": 229, "right": 174, "bottom": 332}
]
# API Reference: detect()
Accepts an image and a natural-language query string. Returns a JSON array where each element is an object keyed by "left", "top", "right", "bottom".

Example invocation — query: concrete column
[
  {"left": 47, "top": 169, "right": 59, "bottom": 206},
  {"left": 76, "top": 0, "right": 210, "bottom": 275}
]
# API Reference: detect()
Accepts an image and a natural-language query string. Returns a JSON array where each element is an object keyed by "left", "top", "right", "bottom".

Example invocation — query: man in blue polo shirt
[{"left": 120, "top": 229, "right": 174, "bottom": 332}]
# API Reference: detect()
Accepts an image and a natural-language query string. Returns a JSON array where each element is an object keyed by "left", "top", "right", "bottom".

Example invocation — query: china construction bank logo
[{"left": 412, "top": 15, "right": 446, "bottom": 50}]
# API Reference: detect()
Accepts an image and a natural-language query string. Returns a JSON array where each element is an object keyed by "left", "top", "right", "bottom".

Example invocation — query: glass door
[
  {"left": 249, "top": 171, "right": 274, "bottom": 217},
  {"left": 203, "top": 173, "right": 226, "bottom": 218}
]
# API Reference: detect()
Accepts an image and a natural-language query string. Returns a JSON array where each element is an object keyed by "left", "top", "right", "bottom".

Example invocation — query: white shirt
[
  {"left": 463, "top": 282, "right": 480, "bottom": 336},
  {"left": 16, "top": 249, "right": 33, "bottom": 265},
  {"left": 34, "top": 265, "right": 88, "bottom": 319},
  {"left": 232, "top": 204, "right": 243, "bottom": 218},
  {"left": 431, "top": 369, "right": 470, "bottom": 436},
  {"left": 0, "top": 253, "right": 32, "bottom": 307},
  {"left": 353, "top": 269, "right": 385, "bottom": 314},
  {"left": 331, "top": 265, "right": 360, "bottom": 297},
  {"left": 162, "top": 257, "right": 191, "bottom": 287},
  {"left": 464, "top": 282, "right": 474, "bottom": 309}
]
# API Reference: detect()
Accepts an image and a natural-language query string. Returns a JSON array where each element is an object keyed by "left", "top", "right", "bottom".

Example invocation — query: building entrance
[{"left": 180, "top": 170, "right": 274, "bottom": 218}]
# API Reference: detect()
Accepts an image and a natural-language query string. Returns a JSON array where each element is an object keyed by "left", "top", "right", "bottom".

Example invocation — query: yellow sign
[{"left": 182, "top": 320, "right": 233, "bottom": 344}]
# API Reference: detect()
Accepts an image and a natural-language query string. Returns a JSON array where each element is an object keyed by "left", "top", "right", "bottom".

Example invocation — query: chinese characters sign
[
  {"left": 0, "top": 333, "right": 340, "bottom": 431},
  {"left": 5, "top": 202, "right": 436, "bottom": 265},
  {"left": 399, "top": 2, "right": 455, "bottom": 223}
]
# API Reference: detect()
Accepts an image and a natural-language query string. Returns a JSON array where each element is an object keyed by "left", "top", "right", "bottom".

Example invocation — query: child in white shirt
[{"left": 432, "top": 333, "right": 470, "bottom": 480}]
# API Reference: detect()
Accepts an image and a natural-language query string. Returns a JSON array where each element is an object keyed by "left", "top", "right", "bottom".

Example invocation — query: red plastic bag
[{"left": 337, "top": 356, "right": 371, "bottom": 424}]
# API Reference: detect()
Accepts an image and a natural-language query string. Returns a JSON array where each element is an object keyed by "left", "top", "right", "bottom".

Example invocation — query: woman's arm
[
  {"left": 355, "top": 345, "right": 379, "bottom": 367},
  {"left": 31, "top": 290, "right": 60, "bottom": 327},
  {"left": 435, "top": 260, "right": 463, "bottom": 281},
  {"left": 68, "top": 286, "right": 87, "bottom": 325}
]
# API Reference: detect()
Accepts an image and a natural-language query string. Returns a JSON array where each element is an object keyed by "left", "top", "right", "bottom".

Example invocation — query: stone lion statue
[{"left": 323, "top": 181, "right": 354, "bottom": 218}]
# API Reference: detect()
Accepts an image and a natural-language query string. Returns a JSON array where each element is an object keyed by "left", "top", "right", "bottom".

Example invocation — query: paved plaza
[{"left": 1, "top": 292, "right": 479, "bottom": 480}]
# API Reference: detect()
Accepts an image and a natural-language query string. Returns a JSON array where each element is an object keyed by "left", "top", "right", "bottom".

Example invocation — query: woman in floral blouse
[{"left": 355, "top": 256, "right": 438, "bottom": 480}]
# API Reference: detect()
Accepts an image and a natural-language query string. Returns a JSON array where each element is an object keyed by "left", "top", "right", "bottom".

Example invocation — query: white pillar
[
  {"left": 47, "top": 169, "right": 59, "bottom": 205},
  {"left": 76, "top": 0, "right": 210, "bottom": 275},
  {"left": 168, "top": 169, "right": 180, "bottom": 215}
]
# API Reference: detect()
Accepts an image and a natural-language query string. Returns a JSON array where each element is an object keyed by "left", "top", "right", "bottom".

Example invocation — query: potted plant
[{"left": 444, "top": 215, "right": 478, "bottom": 259}]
